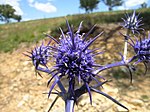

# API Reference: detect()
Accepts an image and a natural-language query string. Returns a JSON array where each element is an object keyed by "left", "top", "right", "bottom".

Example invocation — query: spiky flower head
[
  {"left": 46, "top": 21, "right": 104, "bottom": 101},
  {"left": 26, "top": 20, "right": 104, "bottom": 101},
  {"left": 30, "top": 43, "right": 51, "bottom": 68},
  {"left": 126, "top": 33, "right": 150, "bottom": 75},
  {"left": 133, "top": 33, "right": 150, "bottom": 64},
  {"left": 25, "top": 20, "right": 129, "bottom": 111},
  {"left": 122, "top": 10, "right": 144, "bottom": 34}
]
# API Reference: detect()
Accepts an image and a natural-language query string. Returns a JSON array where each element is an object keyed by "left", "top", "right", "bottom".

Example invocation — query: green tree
[
  {"left": 140, "top": 2, "right": 147, "bottom": 8},
  {"left": 102, "top": 0, "right": 123, "bottom": 11},
  {"left": 80, "top": 0, "right": 100, "bottom": 13},
  {"left": 13, "top": 15, "right": 22, "bottom": 22},
  {"left": 0, "top": 4, "right": 21, "bottom": 23}
]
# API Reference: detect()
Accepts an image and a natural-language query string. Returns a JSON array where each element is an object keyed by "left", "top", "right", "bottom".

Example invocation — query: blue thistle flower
[
  {"left": 128, "top": 33, "right": 150, "bottom": 75},
  {"left": 24, "top": 42, "right": 51, "bottom": 70},
  {"left": 122, "top": 10, "right": 144, "bottom": 34},
  {"left": 31, "top": 44, "right": 51, "bottom": 68},
  {"left": 134, "top": 37, "right": 150, "bottom": 64},
  {"left": 26, "top": 20, "right": 129, "bottom": 111},
  {"left": 128, "top": 33, "right": 150, "bottom": 64},
  {"left": 47, "top": 21, "right": 104, "bottom": 102}
]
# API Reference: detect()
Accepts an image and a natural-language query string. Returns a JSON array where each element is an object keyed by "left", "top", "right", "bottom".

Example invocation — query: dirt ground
[{"left": 0, "top": 24, "right": 150, "bottom": 112}]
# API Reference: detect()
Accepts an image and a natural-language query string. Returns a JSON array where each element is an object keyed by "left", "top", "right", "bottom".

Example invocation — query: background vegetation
[
  {"left": 0, "top": 4, "right": 21, "bottom": 23},
  {"left": 0, "top": 8, "right": 150, "bottom": 52}
]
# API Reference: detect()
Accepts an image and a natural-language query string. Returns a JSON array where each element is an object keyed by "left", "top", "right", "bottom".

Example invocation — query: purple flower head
[
  {"left": 133, "top": 34, "right": 150, "bottom": 64},
  {"left": 122, "top": 10, "right": 144, "bottom": 34},
  {"left": 47, "top": 21, "right": 104, "bottom": 102},
  {"left": 26, "top": 20, "right": 129, "bottom": 111},
  {"left": 127, "top": 33, "right": 150, "bottom": 75},
  {"left": 30, "top": 43, "right": 51, "bottom": 68},
  {"left": 128, "top": 33, "right": 150, "bottom": 74}
]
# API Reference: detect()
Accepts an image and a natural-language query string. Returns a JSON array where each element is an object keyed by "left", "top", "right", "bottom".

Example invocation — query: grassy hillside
[
  {"left": 0, "top": 8, "right": 150, "bottom": 52},
  {"left": 0, "top": 18, "right": 65, "bottom": 52}
]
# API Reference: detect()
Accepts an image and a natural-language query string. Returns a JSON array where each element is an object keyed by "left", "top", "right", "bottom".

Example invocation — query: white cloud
[
  {"left": 118, "top": 0, "right": 148, "bottom": 10},
  {"left": 27, "top": 0, "right": 34, "bottom": 4},
  {"left": 125, "top": 0, "right": 148, "bottom": 7},
  {"left": 0, "top": 0, "right": 23, "bottom": 15},
  {"left": 28, "top": 0, "right": 57, "bottom": 13}
]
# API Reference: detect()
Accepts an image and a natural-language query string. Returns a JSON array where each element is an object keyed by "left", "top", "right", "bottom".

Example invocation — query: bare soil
[{"left": 0, "top": 24, "right": 150, "bottom": 112}]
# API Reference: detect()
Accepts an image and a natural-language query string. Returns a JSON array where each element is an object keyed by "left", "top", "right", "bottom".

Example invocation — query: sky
[{"left": 0, "top": 0, "right": 150, "bottom": 22}]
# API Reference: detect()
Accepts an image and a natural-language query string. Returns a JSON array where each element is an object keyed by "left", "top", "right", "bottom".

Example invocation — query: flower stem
[
  {"left": 65, "top": 100, "right": 74, "bottom": 112},
  {"left": 123, "top": 30, "right": 130, "bottom": 63},
  {"left": 96, "top": 60, "right": 126, "bottom": 74},
  {"left": 123, "top": 40, "right": 128, "bottom": 62}
]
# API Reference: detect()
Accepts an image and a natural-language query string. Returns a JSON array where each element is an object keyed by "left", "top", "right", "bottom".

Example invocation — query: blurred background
[{"left": 0, "top": 0, "right": 150, "bottom": 112}]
